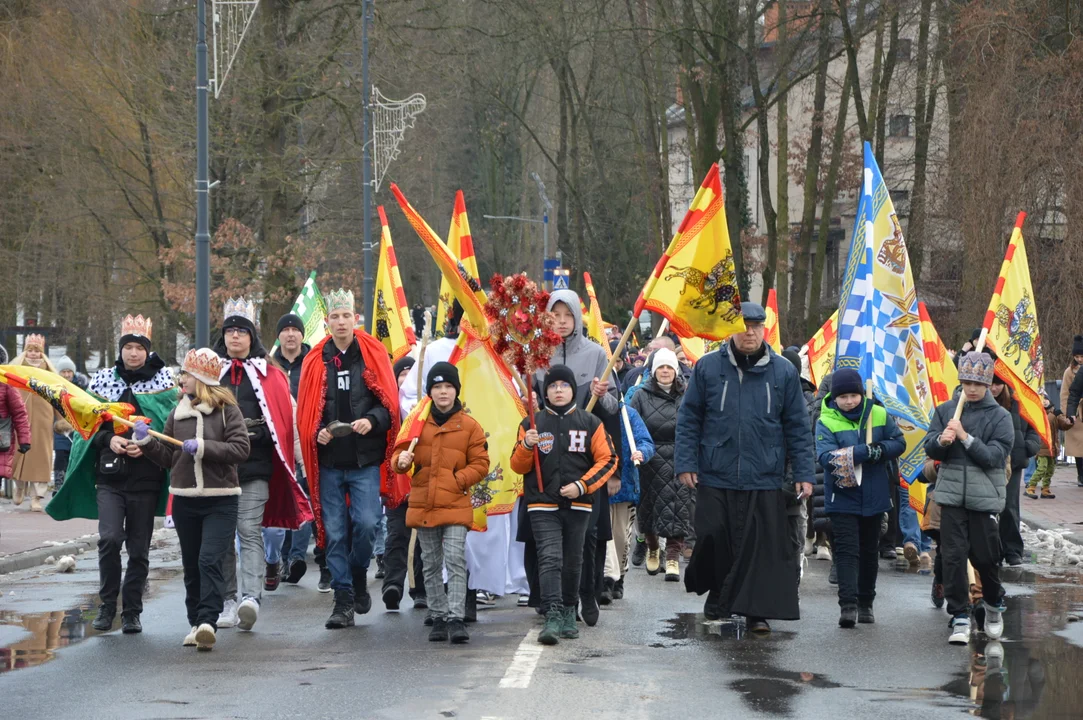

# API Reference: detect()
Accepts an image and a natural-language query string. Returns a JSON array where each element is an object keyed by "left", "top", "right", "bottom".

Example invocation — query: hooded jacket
[
  {"left": 535, "top": 290, "right": 618, "bottom": 416},
  {"left": 609, "top": 403, "right": 655, "bottom": 505}
]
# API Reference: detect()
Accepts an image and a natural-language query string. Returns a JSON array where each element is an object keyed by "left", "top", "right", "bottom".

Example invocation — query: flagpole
[{"left": 586, "top": 316, "right": 640, "bottom": 413}]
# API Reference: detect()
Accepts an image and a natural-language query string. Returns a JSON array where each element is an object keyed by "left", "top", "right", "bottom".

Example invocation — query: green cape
[{"left": 46, "top": 389, "right": 178, "bottom": 521}]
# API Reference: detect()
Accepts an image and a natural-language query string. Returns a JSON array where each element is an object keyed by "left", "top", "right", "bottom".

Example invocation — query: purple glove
[
  {"left": 182, "top": 439, "right": 199, "bottom": 456},
  {"left": 133, "top": 420, "right": 149, "bottom": 441}
]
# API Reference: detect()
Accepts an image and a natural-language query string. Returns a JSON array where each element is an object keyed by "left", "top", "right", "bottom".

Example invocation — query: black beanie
[
  {"left": 426, "top": 361, "right": 461, "bottom": 395},
  {"left": 1073, "top": 335, "right": 1083, "bottom": 356},
  {"left": 118, "top": 333, "right": 152, "bottom": 353},
  {"left": 394, "top": 356, "right": 416, "bottom": 379},
  {"left": 831, "top": 368, "right": 864, "bottom": 398},
  {"left": 223, "top": 314, "right": 258, "bottom": 336},
  {"left": 277, "top": 313, "right": 305, "bottom": 336},
  {"left": 782, "top": 348, "right": 802, "bottom": 374},
  {"left": 543, "top": 364, "right": 577, "bottom": 397}
]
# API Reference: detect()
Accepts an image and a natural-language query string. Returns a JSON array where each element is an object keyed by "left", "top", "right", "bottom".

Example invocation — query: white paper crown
[
  {"left": 325, "top": 289, "right": 355, "bottom": 314},
  {"left": 24, "top": 333, "right": 45, "bottom": 350},
  {"left": 121, "top": 314, "right": 153, "bottom": 340},
  {"left": 224, "top": 297, "right": 258, "bottom": 324},
  {"left": 182, "top": 348, "right": 225, "bottom": 387}
]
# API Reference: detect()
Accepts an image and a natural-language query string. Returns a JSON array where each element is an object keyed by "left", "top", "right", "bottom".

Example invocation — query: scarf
[
  {"left": 730, "top": 339, "right": 766, "bottom": 370},
  {"left": 431, "top": 399, "right": 463, "bottom": 426}
]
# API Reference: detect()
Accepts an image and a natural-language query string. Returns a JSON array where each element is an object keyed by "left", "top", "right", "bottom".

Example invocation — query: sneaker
[
  {"left": 560, "top": 606, "right": 579, "bottom": 639},
  {"left": 803, "top": 537, "right": 815, "bottom": 556},
  {"left": 580, "top": 595, "right": 600, "bottom": 627},
  {"left": 477, "top": 591, "right": 497, "bottom": 606},
  {"left": 448, "top": 618, "right": 470, "bottom": 644},
  {"left": 984, "top": 601, "right": 1006, "bottom": 640},
  {"left": 984, "top": 640, "right": 1004, "bottom": 667},
  {"left": 948, "top": 615, "right": 971, "bottom": 645},
  {"left": 183, "top": 626, "right": 198, "bottom": 647},
  {"left": 816, "top": 545, "right": 832, "bottom": 562},
  {"left": 1004, "top": 555, "right": 1023, "bottom": 567},
  {"left": 665, "top": 559, "right": 680, "bottom": 582},
  {"left": 879, "top": 546, "right": 896, "bottom": 560},
  {"left": 121, "top": 611, "right": 142, "bottom": 634},
  {"left": 317, "top": 567, "right": 332, "bottom": 593},
  {"left": 858, "top": 606, "right": 875, "bottom": 624},
  {"left": 236, "top": 597, "right": 259, "bottom": 631},
  {"left": 325, "top": 588, "right": 355, "bottom": 629},
  {"left": 424, "top": 611, "right": 434, "bottom": 627},
  {"left": 903, "top": 542, "right": 919, "bottom": 566},
  {"left": 919, "top": 552, "right": 932, "bottom": 574},
  {"left": 538, "top": 608, "right": 563, "bottom": 645},
  {"left": 217, "top": 598, "right": 239, "bottom": 628},
  {"left": 374, "top": 554, "right": 386, "bottom": 580},
  {"left": 1041, "top": 487, "right": 1056, "bottom": 499},
  {"left": 92, "top": 605, "right": 115, "bottom": 632},
  {"left": 264, "top": 562, "right": 281, "bottom": 592},
  {"left": 612, "top": 577, "right": 624, "bottom": 601},
  {"left": 517, "top": 594, "right": 530, "bottom": 607},
  {"left": 284, "top": 559, "right": 307, "bottom": 584},
  {"left": 839, "top": 606, "right": 857, "bottom": 629},
  {"left": 1024, "top": 486, "right": 1039, "bottom": 499},
  {"left": 631, "top": 537, "right": 647, "bottom": 567},
  {"left": 748, "top": 618, "right": 771, "bottom": 634},
  {"left": 195, "top": 623, "right": 216, "bottom": 651},
  {"left": 352, "top": 569, "right": 372, "bottom": 614},
  {"left": 413, "top": 596, "right": 429, "bottom": 610},
  {"left": 828, "top": 561, "right": 838, "bottom": 585},
  {"left": 645, "top": 548, "right": 662, "bottom": 575},
  {"left": 931, "top": 582, "right": 945, "bottom": 609},
  {"left": 383, "top": 585, "right": 402, "bottom": 611},
  {"left": 428, "top": 617, "right": 449, "bottom": 642}
]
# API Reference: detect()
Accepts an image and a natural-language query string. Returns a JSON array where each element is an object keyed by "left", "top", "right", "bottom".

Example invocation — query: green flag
[{"left": 274, "top": 272, "right": 327, "bottom": 350}]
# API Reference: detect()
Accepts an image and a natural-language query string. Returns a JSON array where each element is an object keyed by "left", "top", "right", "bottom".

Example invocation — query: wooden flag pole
[
  {"left": 586, "top": 315, "right": 639, "bottom": 413},
  {"left": 406, "top": 310, "right": 433, "bottom": 453},
  {"left": 109, "top": 416, "right": 184, "bottom": 448},
  {"left": 864, "top": 379, "right": 875, "bottom": 443}
]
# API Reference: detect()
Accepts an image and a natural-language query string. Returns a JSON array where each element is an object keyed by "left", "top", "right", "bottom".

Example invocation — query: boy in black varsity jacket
[{"left": 511, "top": 365, "right": 616, "bottom": 646}]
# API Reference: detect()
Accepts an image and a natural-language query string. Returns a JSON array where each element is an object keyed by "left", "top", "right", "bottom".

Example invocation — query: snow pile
[{"left": 1020, "top": 523, "right": 1081, "bottom": 567}]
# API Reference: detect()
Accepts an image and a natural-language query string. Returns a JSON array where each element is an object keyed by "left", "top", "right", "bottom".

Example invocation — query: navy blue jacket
[{"left": 674, "top": 342, "right": 815, "bottom": 490}]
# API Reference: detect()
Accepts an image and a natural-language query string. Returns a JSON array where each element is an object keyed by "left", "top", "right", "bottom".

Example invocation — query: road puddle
[{"left": 0, "top": 596, "right": 99, "bottom": 673}]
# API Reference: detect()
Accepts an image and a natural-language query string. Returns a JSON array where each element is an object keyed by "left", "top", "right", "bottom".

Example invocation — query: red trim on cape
[{"left": 256, "top": 362, "right": 314, "bottom": 530}]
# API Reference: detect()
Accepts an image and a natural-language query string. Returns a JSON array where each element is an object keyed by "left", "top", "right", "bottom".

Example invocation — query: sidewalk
[
  {"left": 0, "top": 498, "right": 98, "bottom": 574},
  {"left": 1020, "top": 463, "right": 1083, "bottom": 542}
]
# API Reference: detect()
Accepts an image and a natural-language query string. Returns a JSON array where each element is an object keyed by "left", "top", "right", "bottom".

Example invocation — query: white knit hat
[{"left": 652, "top": 348, "right": 680, "bottom": 376}]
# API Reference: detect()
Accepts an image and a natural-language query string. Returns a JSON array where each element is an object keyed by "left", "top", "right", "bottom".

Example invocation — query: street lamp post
[{"left": 195, "top": 0, "right": 211, "bottom": 347}]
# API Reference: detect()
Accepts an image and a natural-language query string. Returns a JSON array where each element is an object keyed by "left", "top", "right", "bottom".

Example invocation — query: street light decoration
[
  {"left": 210, "top": 0, "right": 260, "bottom": 98},
  {"left": 372, "top": 86, "right": 427, "bottom": 192}
]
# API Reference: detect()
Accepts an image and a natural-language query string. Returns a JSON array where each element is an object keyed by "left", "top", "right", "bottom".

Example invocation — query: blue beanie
[{"left": 831, "top": 368, "right": 864, "bottom": 398}]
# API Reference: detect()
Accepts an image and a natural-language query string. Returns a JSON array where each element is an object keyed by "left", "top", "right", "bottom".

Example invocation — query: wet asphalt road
[{"left": 2, "top": 540, "right": 1082, "bottom": 720}]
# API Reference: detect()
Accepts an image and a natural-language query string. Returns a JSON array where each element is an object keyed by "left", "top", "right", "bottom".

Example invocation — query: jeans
[
  {"left": 417, "top": 525, "right": 468, "bottom": 621},
  {"left": 373, "top": 513, "right": 387, "bottom": 557},
  {"left": 319, "top": 464, "right": 382, "bottom": 591},
  {"left": 96, "top": 486, "right": 158, "bottom": 614},
  {"left": 531, "top": 509, "right": 591, "bottom": 613},
  {"left": 829, "top": 513, "right": 881, "bottom": 608},
  {"left": 898, "top": 486, "right": 931, "bottom": 553},
  {"left": 1029, "top": 456, "right": 1055, "bottom": 489},
  {"left": 223, "top": 479, "right": 269, "bottom": 602},
  {"left": 1023, "top": 457, "right": 1037, "bottom": 485},
  {"left": 940, "top": 505, "right": 1003, "bottom": 616},
  {"left": 263, "top": 528, "right": 286, "bottom": 564},
  {"left": 173, "top": 495, "right": 239, "bottom": 628},
  {"left": 382, "top": 501, "right": 425, "bottom": 598}
]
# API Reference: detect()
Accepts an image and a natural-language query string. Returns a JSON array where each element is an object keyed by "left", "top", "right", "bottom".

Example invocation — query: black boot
[
  {"left": 448, "top": 618, "right": 470, "bottom": 644},
  {"left": 383, "top": 584, "right": 402, "bottom": 611},
  {"left": 580, "top": 594, "right": 600, "bottom": 627},
  {"left": 464, "top": 586, "right": 478, "bottom": 623},
  {"left": 839, "top": 605, "right": 858, "bottom": 628},
  {"left": 858, "top": 606, "right": 875, "bottom": 624},
  {"left": 326, "top": 588, "right": 355, "bottom": 629},
  {"left": 599, "top": 578, "right": 614, "bottom": 606},
  {"left": 352, "top": 568, "right": 372, "bottom": 615},
  {"left": 612, "top": 576, "right": 624, "bottom": 600},
  {"left": 828, "top": 561, "right": 838, "bottom": 585},
  {"left": 428, "top": 617, "right": 449, "bottom": 642},
  {"left": 120, "top": 611, "right": 142, "bottom": 634},
  {"left": 703, "top": 591, "right": 722, "bottom": 621},
  {"left": 92, "top": 605, "right": 115, "bottom": 632},
  {"left": 374, "top": 554, "right": 386, "bottom": 580}
]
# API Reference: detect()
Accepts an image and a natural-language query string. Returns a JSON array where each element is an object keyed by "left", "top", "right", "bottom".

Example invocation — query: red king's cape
[
  {"left": 296, "top": 329, "right": 401, "bottom": 547},
  {"left": 254, "top": 362, "right": 315, "bottom": 530}
]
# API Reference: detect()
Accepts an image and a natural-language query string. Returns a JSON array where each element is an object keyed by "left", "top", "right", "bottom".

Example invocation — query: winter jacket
[
  {"left": 273, "top": 344, "right": 310, "bottom": 399},
  {"left": 1002, "top": 394, "right": 1041, "bottom": 471},
  {"left": 0, "top": 383, "right": 31, "bottom": 478},
  {"left": 816, "top": 396, "right": 906, "bottom": 517},
  {"left": 923, "top": 391, "right": 1014, "bottom": 513},
  {"left": 807, "top": 375, "right": 831, "bottom": 532},
  {"left": 535, "top": 290, "right": 618, "bottom": 416},
  {"left": 631, "top": 376, "right": 693, "bottom": 537},
  {"left": 316, "top": 337, "right": 392, "bottom": 470},
  {"left": 1039, "top": 405, "right": 1071, "bottom": 458},
  {"left": 1060, "top": 365, "right": 1083, "bottom": 456},
  {"left": 609, "top": 404, "right": 655, "bottom": 505},
  {"left": 136, "top": 396, "right": 251, "bottom": 497},
  {"left": 392, "top": 405, "right": 490, "bottom": 529},
  {"left": 674, "top": 341, "right": 815, "bottom": 491},
  {"left": 221, "top": 360, "right": 275, "bottom": 483},
  {"left": 511, "top": 403, "right": 616, "bottom": 513}
]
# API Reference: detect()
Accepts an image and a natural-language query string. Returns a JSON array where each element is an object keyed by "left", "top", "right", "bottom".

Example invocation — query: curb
[
  {"left": 0, "top": 517, "right": 168, "bottom": 576},
  {"left": 1021, "top": 511, "right": 1083, "bottom": 549}
]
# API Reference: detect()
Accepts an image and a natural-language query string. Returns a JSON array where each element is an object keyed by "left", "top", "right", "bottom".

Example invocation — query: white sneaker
[
  {"left": 183, "top": 626, "right": 198, "bottom": 647},
  {"left": 984, "top": 640, "right": 1004, "bottom": 668},
  {"left": 984, "top": 601, "right": 1005, "bottom": 640},
  {"left": 195, "top": 623, "right": 216, "bottom": 651},
  {"left": 816, "top": 545, "right": 832, "bottom": 562},
  {"left": 803, "top": 537, "right": 815, "bottom": 557},
  {"left": 476, "top": 591, "right": 497, "bottom": 606},
  {"left": 948, "top": 616, "right": 971, "bottom": 645},
  {"left": 517, "top": 595, "right": 530, "bottom": 607},
  {"left": 217, "top": 598, "right": 239, "bottom": 628},
  {"left": 236, "top": 597, "right": 260, "bottom": 631}
]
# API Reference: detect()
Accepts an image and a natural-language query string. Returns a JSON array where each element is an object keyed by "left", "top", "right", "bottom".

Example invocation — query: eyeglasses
[
  {"left": 548, "top": 381, "right": 572, "bottom": 390},
  {"left": 225, "top": 327, "right": 250, "bottom": 336}
]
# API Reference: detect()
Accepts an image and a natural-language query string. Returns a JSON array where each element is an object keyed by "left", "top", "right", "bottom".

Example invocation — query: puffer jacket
[
  {"left": 609, "top": 404, "right": 655, "bottom": 505},
  {"left": 1002, "top": 393, "right": 1041, "bottom": 471},
  {"left": 631, "top": 376, "right": 693, "bottom": 538},
  {"left": 923, "top": 391, "right": 1014, "bottom": 513},
  {"left": 392, "top": 405, "right": 490, "bottom": 529},
  {"left": 674, "top": 341, "right": 815, "bottom": 491},
  {"left": 816, "top": 396, "right": 907, "bottom": 516}
]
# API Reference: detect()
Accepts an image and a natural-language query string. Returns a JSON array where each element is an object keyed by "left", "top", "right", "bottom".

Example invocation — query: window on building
[
  {"left": 895, "top": 38, "right": 913, "bottom": 62},
  {"left": 889, "top": 115, "right": 911, "bottom": 137}
]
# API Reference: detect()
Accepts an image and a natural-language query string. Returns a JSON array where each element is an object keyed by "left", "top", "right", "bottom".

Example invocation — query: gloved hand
[
  {"left": 182, "top": 439, "right": 199, "bottom": 456},
  {"left": 18, "top": 443, "right": 31, "bottom": 454},
  {"left": 133, "top": 420, "right": 149, "bottom": 441},
  {"left": 866, "top": 443, "right": 884, "bottom": 463}
]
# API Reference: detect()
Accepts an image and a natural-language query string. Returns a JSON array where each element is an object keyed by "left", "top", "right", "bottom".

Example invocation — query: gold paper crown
[
  {"left": 223, "top": 297, "right": 258, "bottom": 325},
  {"left": 325, "top": 289, "right": 355, "bottom": 314},
  {"left": 182, "top": 348, "right": 225, "bottom": 386},
  {"left": 24, "top": 333, "right": 45, "bottom": 350},
  {"left": 121, "top": 314, "right": 153, "bottom": 340}
]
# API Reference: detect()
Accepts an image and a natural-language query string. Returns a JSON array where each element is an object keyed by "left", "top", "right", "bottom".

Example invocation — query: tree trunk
[
  {"left": 775, "top": 0, "right": 791, "bottom": 318},
  {"left": 749, "top": 0, "right": 778, "bottom": 306},
  {"left": 909, "top": 0, "right": 941, "bottom": 283},
  {"left": 874, "top": 9, "right": 900, "bottom": 164}
]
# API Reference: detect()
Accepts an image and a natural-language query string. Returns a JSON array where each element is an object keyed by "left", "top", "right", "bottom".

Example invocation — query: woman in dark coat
[
  {"left": 629, "top": 348, "right": 693, "bottom": 583},
  {"left": 989, "top": 377, "right": 1040, "bottom": 566}
]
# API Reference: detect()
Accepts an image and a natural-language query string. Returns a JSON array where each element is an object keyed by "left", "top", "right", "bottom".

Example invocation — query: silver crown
[
  {"left": 224, "top": 297, "right": 258, "bottom": 324},
  {"left": 325, "top": 289, "right": 355, "bottom": 314}
]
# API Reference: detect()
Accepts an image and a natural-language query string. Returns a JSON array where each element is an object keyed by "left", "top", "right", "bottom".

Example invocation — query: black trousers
[
  {"left": 829, "top": 513, "right": 881, "bottom": 609},
  {"left": 940, "top": 505, "right": 1004, "bottom": 617},
  {"left": 532, "top": 509, "right": 591, "bottom": 612},
  {"left": 173, "top": 495, "right": 239, "bottom": 628},
  {"left": 1076, "top": 457, "right": 1083, "bottom": 484},
  {"left": 96, "top": 486, "right": 159, "bottom": 614},
  {"left": 999, "top": 468, "right": 1025, "bottom": 561},
  {"left": 382, "top": 502, "right": 425, "bottom": 599},
  {"left": 878, "top": 488, "right": 899, "bottom": 553}
]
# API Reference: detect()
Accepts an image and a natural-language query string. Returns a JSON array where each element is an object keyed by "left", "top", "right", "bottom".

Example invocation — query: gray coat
[
  {"left": 923, "top": 391, "right": 1014, "bottom": 513},
  {"left": 535, "top": 289, "right": 618, "bottom": 415}
]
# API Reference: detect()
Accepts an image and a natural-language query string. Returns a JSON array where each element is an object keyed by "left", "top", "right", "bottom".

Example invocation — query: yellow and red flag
[
  {"left": 678, "top": 337, "right": 724, "bottom": 365},
  {"left": 981, "top": 212, "right": 1052, "bottom": 449},
  {"left": 390, "top": 184, "right": 489, "bottom": 337},
  {"left": 372, "top": 206, "right": 417, "bottom": 362},
  {"left": 583, "top": 272, "right": 613, "bottom": 364},
  {"left": 0, "top": 365, "right": 134, "bottom": 439},
  {"left": 635, "top": 164, "right": 744, "bottom": 340},
  {"left": 918, "top": 302, "right": 959, "bottom": 406},
  {"left": 436, "top": 191, "right": 482, "bottom": 337},
  {"left": 803, "top": 311, "right": 838, "bottom": 388},
  {"left": 764, "top": 288, "right": 782, "bottom": 353}
]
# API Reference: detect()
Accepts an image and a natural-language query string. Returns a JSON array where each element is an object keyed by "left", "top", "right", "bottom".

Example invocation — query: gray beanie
[{"left": 56, "top": 356, "right": 77, "bottom": 374}]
